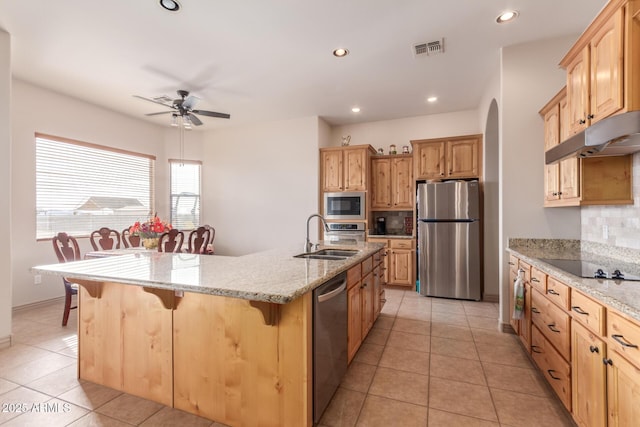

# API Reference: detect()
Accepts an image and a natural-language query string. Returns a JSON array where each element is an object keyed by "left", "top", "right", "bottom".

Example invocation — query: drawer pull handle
[
  {"left": 547, "top": 369, "right": 561, "bottom": 380},
  {"left": 603, "top": 358, "right": 613, "bottom": 366},
  {"left": 572, "top": 306, "right": 589, "bottom": 316},
  {"left": 548, "top": 289, "right": 560, "bottom": 296},
  {"left": 612, "top": 334, "right": 639, "bottom": 349},
  {"left": 531, "top": 277, "right": 540, "bottom": 283},
  {"left": 548, "top": 324, "right": 560, "bottom": 333},
  {"left": 380, "top": 299, "right": 387, "bottom": 303},
  {"left": 508, "top": 262, "right": 515, "bottom": 266},
  {"left": 531, "top": 307, "right": 540, "bottom": 314},
  {"left": 589, "top": 345, "right": 599, "bottom": 354},
  {"left": 531, "top": 345, "right": 542, "bottom": 354}
]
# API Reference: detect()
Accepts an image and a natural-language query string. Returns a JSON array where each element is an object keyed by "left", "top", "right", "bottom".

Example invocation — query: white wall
[
  {"left": 330, "top": 111, "right": 481, "bottom": 151},
  {"left": 499, "top": 35, "right": 582, "bottom": 324},
  {"left": 202, "top": 116, "right": 321, "bottom": 256},
  {"left": 0, "top": 31, "right": 12, "bottom": 346},
  {"left": 11, "top": 80, "right": 170, "bottom": 307}
]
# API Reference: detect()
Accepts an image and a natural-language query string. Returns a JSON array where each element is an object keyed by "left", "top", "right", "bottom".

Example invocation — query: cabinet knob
[
  {"left": 558, "top": 191, "right": 563, "bottom": 196},
  {"left": 440, "top": 173, "right": 445, "bottom": 176},
  {"left": 579, "top": 119, "right": 586, "bottom": 125},
  {"left": 552, "top": 192, "right": 558, "bottom": 196},
  {"left": 587, "top": 114, "right": 594, "bottom": 119},
  {"left": 603, "top": 358, "right": 613, "bottom": 366},
  {"left": 589, "top": 345, "right": 599, "bottom": 354}
]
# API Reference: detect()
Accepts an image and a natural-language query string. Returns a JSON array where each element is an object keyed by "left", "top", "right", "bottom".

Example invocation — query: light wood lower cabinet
[
  {"left": 368, "top": 237, "right": 415, "bottom": 288},
  {"left": 531, "top": 325, "right": 572, "bottom": 411},
  {"left": 347, "top": 250, "right": 385, "bottom": 363},
  {"left": 571, "top": 319, "right": 607, "bottom": 427},
  {"left": 605, "top": 348, "right": 640, "bottom": 427}
]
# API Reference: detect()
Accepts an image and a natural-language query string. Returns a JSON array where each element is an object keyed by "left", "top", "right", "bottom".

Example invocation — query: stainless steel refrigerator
[{"left": 417, "top": 180, "right": 481, "bottom": 301}]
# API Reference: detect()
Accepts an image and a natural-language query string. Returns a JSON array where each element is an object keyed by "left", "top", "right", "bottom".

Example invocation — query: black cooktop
[{"left": 540, "top": 258, "right": 640, "bottom": 281}]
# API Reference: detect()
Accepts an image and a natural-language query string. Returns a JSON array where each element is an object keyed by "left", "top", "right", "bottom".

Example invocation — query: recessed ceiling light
[
  {"left": 333, "top": 48, "right": 349, "bottom": 57},
  {"left": 427, "top": 96, "right": 438, "bottom": 103},
  {"left": 496, "top": 10, "right": 519, "bottom": 24},
  {"left": 159, "top": 0, "right": 180, "bottom": 12},
  {"left": 351, "top": 107, "right": 361, "bottom": 113}
]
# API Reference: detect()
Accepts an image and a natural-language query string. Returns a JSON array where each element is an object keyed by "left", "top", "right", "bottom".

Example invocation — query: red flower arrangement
[{"left": 129, "top": 214, "right": 172, "bottom": 239}]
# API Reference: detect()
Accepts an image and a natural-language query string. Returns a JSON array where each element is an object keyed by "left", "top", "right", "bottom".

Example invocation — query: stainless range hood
[{"left": 545, "top": 110, "right": 640, "bottom": 164}]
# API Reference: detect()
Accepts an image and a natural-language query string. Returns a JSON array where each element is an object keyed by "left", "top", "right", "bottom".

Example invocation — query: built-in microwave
[{"left": 323, "top": 192, "right": 366, "bottom": 220}]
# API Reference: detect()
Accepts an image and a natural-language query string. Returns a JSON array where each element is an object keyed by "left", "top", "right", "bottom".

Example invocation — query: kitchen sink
[{"left": 294, "top": 249, "right": 359, "bottom": 260}]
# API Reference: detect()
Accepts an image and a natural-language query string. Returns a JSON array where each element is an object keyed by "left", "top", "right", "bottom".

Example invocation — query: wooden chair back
[
  {"left": 90, "top": 227, "right": 121, "bottom": 251},
  {"left": 203, "top": 224, "right": 216, "bottom": 254},
  {"left": 158, "top": 229, "right": 184, "bottom": 253},
  {"left": 52, "top": 232, "right": 80, "bottom": 326},
  {"left": 187, "top": 226, "right": 211, "bottom": 254},
  {"left": 121, "top": 228, "right": 141, "bottom": 248}
]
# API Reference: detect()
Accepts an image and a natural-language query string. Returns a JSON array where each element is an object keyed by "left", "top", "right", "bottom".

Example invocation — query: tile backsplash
[{"left": 581, "top": 152, "right": 640, "bottom": 249}]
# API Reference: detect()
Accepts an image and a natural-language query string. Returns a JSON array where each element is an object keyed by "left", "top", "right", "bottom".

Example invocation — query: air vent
[{"left": 413, "top": 39, "right": 444, "bottom": 57}]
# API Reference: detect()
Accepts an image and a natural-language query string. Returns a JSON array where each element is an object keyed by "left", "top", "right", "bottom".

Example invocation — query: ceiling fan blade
[
  {"left": 133, "top": 95, "right": 173, "bottom": 108},
  {"left": 145, "top": 111, "right": 175, "bottom": 116},
  {"left": 192, "top": 109, "right": 231, "bottom": 119},
  {"left": 183, "top": 95, "right": 199, "bottom": 110},
  {"left": 188, "top": 113, "right": 203, "bottom": 126}
]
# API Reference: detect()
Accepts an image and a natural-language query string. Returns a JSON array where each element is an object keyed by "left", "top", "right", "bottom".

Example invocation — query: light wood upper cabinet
[
  {"left": 371, "top": 155, "right": 413, "bottom": 209},
  {"left": 411, "top": 135, "right": 482, "bottom": 181},
  {"left": 561, "top": 1, "right": 640, "bottom": 136},
  {"left": 321, "top": 145, "right": 374, "bottom": 192}
]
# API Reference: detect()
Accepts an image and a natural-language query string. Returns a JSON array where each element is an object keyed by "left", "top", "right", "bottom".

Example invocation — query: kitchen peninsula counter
[
  {"left": 33, "top": 242, "right": 384, "bottom": 427},
  {"left": 508, "top": 238, "right": 640, "bottom": 323}
]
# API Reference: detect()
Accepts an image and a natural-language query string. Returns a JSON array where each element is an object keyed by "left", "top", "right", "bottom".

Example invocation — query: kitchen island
[{"left": 33, "top": 242, "right": 384, "bottom": 427}]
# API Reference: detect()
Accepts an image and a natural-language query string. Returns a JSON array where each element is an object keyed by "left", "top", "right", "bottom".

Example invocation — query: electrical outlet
[
  {"left": 34, "top": 274, "right": 42, "bottom": 285},
  {"left": 602, "top": 224, "right": 609, "bottom": 240}
]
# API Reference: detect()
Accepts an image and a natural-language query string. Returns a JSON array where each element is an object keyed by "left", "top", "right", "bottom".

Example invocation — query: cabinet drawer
[
  {"left": 530, "top": 267, "right": 547, "bottom": 294},
  {"left": 361, "top": 256, "right": 373, "bottom": 276},
  {"left": 546, "top": 276, "right": 570, "bottom": 311},
  {"left": 390, "top": 239, "right": 414, "bottom": 249},
  {"left": 608, "top": 311, "right": 640, "bottom": 368},
  {"left": 531, "top": 326, "right": 572, "bottom": 411},
  {"left": 373, "top": 249, "right": 384, "bottom": 265},
  {"left": 571, "top": 290, "right": 605, "bottom": 335},
  {"left": 347, "top": 264, "right": 361, "bottom": 289},
  {"left": 531, "top": 289, "right": 571, "bottom": 360},
  {"left": 519, "top": 260, "right": 531, "bottom": 283},
  {"left": 509, "top": 255, "right": 518, "bottom": 274}
]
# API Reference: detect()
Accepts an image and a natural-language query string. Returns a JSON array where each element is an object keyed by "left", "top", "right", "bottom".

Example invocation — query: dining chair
[
  {"left": 90, "top": 227, "right": 121, "bottom": 251},
  {"left": 121, "top": 228, "right": 141, "bottom": 248},
  {"left": 158, "top": 229, "right": 185, "bottom": 253},
  {"left": 187, "top": 226, "right": 211, "bottom": 254},
  {"left": 52, "top": 232, "right": 81, "bottom": 326},
  {"left": 203, "top": 224, "right": 216, "bottom": 254}
]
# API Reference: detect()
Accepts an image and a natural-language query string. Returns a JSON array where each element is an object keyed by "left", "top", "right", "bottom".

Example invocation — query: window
[
  {"left": 170, "top": 160, "right": 201, "bottom": 230},
  {"left": 36, "top": 133, "right": 155, "bottom": 239}
]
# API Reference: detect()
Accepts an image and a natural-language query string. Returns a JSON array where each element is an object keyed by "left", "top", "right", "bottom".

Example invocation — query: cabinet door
[
  {"left": 389, "top": 248, "right": 413, "bottom": 287},
  {"left": 572, "top": 320, "right": 607, "bottom": 427},
  {"left": 590, "top": 8, "right": 623, "bottom": 124},
  {"left": 447, "top": 138, "right": 479, "bottom": 178},
  {"left": 606, "top": 349, "right": 640, "bottom": 427},
  {"left": 519, "top": 283, "right": 532, "bottom": 352},
  {"left": 559, "top": 158, "right": 580, "bottom": 200},
  {"left": 567, "top": 48, "right": 590, "bottom": 136},
  {"left": 343, "top": 148, "right": 367, "bottom": 191},
  {"left": 392, "top": 157, "right": 413, "bottom": 208},
  {"left": 373, "top": 264, "right": 382, "bottom": 318},
  {"left": 361, "top": 273, "right": 374, "bottom": 337},
  {"left": 371, "top": 158, "right": 392, "bottom": 208},
  {"left": 321, "top": 150, "right": 343, "bottom": 192},
  {"left": 347, "top": 283, "right": 362, "bottom": 362},
  {"left": 543, "top": 103, "right": 561, "bottom": 202},
  {"left": 415, "top": 142, "right": 446, "bottom": 180}
]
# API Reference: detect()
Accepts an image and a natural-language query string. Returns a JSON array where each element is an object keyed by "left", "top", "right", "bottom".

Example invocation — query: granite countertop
[
  {"left": 32, "top": 241, "right": 385, "bottom": 304},
  {"left": 508, "top": 239, "right": 640, "bottom": 323}
]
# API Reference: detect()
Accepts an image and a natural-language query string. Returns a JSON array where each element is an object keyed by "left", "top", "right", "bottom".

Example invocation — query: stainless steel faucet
[{"left": 305, "top": 213, "right": 330, "bottom": 253}]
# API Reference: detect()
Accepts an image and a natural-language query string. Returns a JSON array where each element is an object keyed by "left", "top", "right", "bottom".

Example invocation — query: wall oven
[
  {"left": 323, "top": 192, "right": 365, "bottom": 220},
  {"left": 325, "top": 223, "right": 366, "bottom": 244}
]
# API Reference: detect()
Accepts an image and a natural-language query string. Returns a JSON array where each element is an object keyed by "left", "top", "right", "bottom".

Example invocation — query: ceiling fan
[{"left": 134, "top": 89, "right": 230, "bottom": 126}]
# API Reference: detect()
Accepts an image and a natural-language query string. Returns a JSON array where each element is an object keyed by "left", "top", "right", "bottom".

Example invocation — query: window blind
[
  {"left": 170, "top": 160, "right": 201, "bottom": 230},
  {"left": 35, "top": 134, "right": 156, "bottom": 240}
]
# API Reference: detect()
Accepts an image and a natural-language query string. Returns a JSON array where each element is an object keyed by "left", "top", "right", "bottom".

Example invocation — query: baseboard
[
  {"left": 0, "top": 334, "right": 11, "bottom": 350},
  {"left": 12, "top": 296, "right": 65, "bottom": 314},
  {"left": 483, "top": 294, "right": 499, "bottom": 303}
]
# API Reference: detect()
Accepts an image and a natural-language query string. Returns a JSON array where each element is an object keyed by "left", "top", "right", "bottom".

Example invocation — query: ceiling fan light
[
  {"left": 159, "top": 0, "right": 180, "bottom": 12},
  {"left": 170, "top": 115, "right": 179, "bottom": 127}
]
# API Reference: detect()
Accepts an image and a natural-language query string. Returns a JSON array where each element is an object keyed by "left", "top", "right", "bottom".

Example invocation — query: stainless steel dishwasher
[{"left": 313, "top": 271, "right": 348, "bottom": 424}]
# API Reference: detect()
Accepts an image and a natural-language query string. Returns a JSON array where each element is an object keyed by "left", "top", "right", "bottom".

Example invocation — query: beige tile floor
[{"left": 0, "top": 290, "right": 575, "bottom": 426}]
